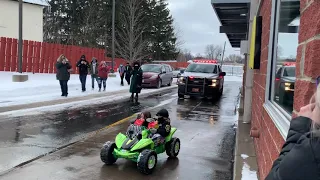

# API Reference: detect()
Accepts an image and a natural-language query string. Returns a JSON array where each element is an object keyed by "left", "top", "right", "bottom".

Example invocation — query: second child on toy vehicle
[{"left": 151, "top": 109, "right": 171, "bottom": 146}]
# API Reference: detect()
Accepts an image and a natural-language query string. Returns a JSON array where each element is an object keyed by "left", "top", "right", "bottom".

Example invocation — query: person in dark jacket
[
  {"left": 119, "top": 64, "right": 125, "bottom": 86},
  {"left": 151, "top": 109, "right": 171, "bottom": 146},
  {"left": 76, "top": 55, "right": 89, "bottom": 92},
  {"left": 56, "top": 54, "right": 72, "bottom": 97},
  {"left": 129, "top": 62, "right": 143, "bottom": 103},
  {"left": 266, "top": 92, "right": 320, "bottom": 180},
  {"left": 125, "top": 62, "right": 133, "bottom": 85},
  {"left": 90, "top": 57, "right": 99, "bottom": 90}
]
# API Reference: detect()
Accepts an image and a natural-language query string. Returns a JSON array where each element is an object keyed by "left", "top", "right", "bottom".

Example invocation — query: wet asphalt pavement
[{"left": 0, "top": 80, "right": 241, "bottom": 180}]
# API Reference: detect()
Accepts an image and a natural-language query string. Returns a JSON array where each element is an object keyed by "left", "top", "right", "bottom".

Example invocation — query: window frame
[{"left": 264, "top": 0, "right": 296, "bottom": 139}]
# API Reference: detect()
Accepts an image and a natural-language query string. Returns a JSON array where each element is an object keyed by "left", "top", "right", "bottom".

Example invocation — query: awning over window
[{"left": 211, "top": 0, "right": 250, "bottom": 48}]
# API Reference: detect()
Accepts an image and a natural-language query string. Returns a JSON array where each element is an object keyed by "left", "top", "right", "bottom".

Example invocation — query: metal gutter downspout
[{"left": 243, "top": 0, "right": 259, "bottom": 123}]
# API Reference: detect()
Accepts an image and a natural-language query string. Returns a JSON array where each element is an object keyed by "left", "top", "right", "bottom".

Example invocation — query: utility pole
[
  {"left": 220, "top": 41, "right": 226, "bottom": 67},
  {"left": 111, "top": 0, "right": 115, "bottom": 72},
  {"left": 18, "top": 0, "right": 23, "bottom": 73}
]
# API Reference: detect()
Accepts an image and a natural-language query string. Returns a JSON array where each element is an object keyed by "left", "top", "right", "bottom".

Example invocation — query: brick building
[{"left": 212, "top": 0, "right": 319, "bottom": 179}]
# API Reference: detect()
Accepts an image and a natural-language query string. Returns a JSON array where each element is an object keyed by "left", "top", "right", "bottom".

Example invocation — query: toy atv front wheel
[
  {"left": 166, "top": 137, "right": 180, "bottom": 157},
  {"left": 137, "top": 149, "right": 157, "bottom": 175},
  {"left": 100, "top": 141, "right": 117, "bottom": 165}
]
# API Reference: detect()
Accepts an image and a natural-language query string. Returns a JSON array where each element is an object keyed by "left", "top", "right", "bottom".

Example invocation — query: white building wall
[{"left": 0, "top": 0, "right": 44, "bottom": 42}]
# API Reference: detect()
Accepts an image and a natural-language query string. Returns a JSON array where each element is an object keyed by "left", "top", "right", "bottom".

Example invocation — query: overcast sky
[{"left": 167, "top": 0, "right": 240, "bottom": 57}]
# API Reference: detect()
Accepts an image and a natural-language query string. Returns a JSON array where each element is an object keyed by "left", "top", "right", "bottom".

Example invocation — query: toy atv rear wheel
[
  {"left": 166, "top": 137, "right": 180, "bottom": 158},
  {"left": 137, "top": 149, "right": 157, "bottom": 175},
  {"left": 100, "top": 141, "right": 117, "bottom": 165}
]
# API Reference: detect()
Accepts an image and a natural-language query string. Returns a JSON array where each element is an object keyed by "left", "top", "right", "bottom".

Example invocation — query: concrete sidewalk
[
  {"left": 233, "top": 97, "right": 259, "bottom": 180},
  {"left": 0, "top": 85, "right": 178, "bottom": 115}
]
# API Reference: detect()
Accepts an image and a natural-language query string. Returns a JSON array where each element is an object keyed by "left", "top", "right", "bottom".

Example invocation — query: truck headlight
[
  {"left": 212, "top": 79, "right": 217, "bottom": 83},
  {"left": 285, "top": 83, "right": 291, "bottom": 86},
  {"left": 178, "top": 77, "right": 185, "bottom": 84}
]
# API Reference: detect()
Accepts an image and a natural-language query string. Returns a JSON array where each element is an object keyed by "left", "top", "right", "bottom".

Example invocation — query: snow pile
[
  {"left": 242, "top": 162, "right": 258, "bottom": 180},
  {"left": 224, "top": 76, "right": 243, "bottom": 82},
  {"left": 241, "top": 154, "right": 258, "bottom": 180},
  {"left": 0, "top": 72, "right": 128, "bottom": 107}
]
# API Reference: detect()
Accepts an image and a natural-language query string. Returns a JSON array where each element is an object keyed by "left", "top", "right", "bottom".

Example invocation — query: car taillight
[
  {"left": 276, "top": 78, "right": 280, "bottom": 81},
  {"left": 189, "top": 76, "right": 194, "bottom": 80}
]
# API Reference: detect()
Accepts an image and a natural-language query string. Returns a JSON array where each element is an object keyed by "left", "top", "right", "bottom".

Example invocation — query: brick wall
[
  {"left": 294, "top": 0, "right": 320, "bottom": 114},
  {"left": 251, "top": 0, "right": 320, "bottom": 179},
  {"left": 250, "top": 0, "right": 285, "bottom": 179}
]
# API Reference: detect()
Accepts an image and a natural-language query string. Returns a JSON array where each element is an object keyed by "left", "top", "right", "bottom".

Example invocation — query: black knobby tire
[
  {"left": 168, "top": 78, "right": 173, "bottom": 86},
  {"left": 137, "top": 149, "right": 157, "bottom": 175},
  {"left": 166, "top": 137, "right": 180, "bottom": 158},
  {"left": 100, "top": 141, "right": 117, "bottom": 165},
  {"left": 219, "top": 86, "right": 224, "bottom": 97}
]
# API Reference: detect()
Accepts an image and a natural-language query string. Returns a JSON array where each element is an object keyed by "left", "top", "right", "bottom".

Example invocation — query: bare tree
[
  {"left": 225, "top": 54, "right": 244, "bottom": 63},
  {"left": 115, "top": 0, "right": 148, "bottom": 62},
  {"left": 174, "top": 23, "right": 185, "bottom": 50},
  {"left": 176, "top": 53, "right": 187, "bottom": 62},
  {"left": 181, "top": 49, "right": 193, "bottom": 61},
  {"left": 205, "top": 44, "right": 223, "bottom": 60},
  {"left": 195, "top": 53, "right": 205, "bottom": 59}
]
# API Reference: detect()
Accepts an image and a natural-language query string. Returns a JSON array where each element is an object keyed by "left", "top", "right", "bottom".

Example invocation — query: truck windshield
[
  {"left": 185, "top": 64, "right": 217, "bottom": 73},
  {"left": 283, "top": 67, "right": 296, "bottom": 77},
  {"left": 141, "top": 65, "right": 161, "bottom": 73}
]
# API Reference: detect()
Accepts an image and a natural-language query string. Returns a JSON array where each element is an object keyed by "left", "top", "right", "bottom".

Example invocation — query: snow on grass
[
  {"left": 224, "top": 75, "right": 243, "bottom": 82},
  {"left": 0, "top": 85, "right": 177, "bottom": 118},
  {"left": 0, "top": 71, "right": 128, "bottom": 107}
]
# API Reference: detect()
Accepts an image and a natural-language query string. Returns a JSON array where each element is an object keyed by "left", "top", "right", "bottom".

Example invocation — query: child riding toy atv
[{"left": 100, "top": 116, "right": 180, "bottom": 175}]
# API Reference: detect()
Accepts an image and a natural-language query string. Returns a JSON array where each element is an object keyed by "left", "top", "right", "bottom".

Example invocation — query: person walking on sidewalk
[
  {"left": 119, "top": 64, "right": 125, "bottom": 86},
  {"left": 76, "top": 55, "right": 89, "bottom": 92},
  {"left": 97, "top": 61, "right": 110, "bottom": 92},
  {"left": 125, "top": 62, "right": 132, "bottom": 85},
  {"left": 90, "top": 57, "right": 99, "bottom": 90},
  {"left": 56, "top": 54, "right": 72, "bottom": 97},
  {"left": 130, "top": 61, "right": 143, "bottom": 103},
  {"left": 266, "top": 86, "right": 320, "bottom": 180}
]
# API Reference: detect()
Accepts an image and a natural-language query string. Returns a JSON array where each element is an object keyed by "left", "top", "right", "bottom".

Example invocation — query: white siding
[{"left": 0, "top": 0, "right": 44, "bottom": 42}]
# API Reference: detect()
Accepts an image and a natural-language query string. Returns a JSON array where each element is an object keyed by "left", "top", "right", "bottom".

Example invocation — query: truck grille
[{"left": 187, "top": 77, "right": 205, "bottom": 86}]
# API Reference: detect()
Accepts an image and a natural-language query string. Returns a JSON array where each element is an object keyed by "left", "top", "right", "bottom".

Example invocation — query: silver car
[{"left": 172, "top": 67, "right": 185, "bottom": 78}]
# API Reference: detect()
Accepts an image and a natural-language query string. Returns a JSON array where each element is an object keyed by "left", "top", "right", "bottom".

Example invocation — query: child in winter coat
[{"left": 97, "top": 61, "right": 110, "bottom": 91}]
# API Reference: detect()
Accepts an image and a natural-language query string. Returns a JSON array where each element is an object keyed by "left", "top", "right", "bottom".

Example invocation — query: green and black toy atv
[{"left": 100, "top": 118, "right": 180, "bottom": 175}]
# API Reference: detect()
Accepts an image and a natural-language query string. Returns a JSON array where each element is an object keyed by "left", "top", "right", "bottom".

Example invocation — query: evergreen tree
[{"left": 148, "top": 0, "right": 178, "bottom": 60}]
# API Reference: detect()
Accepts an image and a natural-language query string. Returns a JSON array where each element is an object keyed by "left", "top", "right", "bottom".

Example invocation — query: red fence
[{"left": 0, "top": 37, "right": 127, "bottom": 74}]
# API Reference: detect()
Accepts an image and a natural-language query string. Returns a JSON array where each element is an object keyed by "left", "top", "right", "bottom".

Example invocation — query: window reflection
[{"left": 273, "top": 0, "right": 300, "bottom": 114}]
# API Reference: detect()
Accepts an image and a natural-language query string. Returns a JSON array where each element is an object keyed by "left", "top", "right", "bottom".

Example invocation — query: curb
[{"left": 0, "top": 85, "right": 178, "bottom": 117}]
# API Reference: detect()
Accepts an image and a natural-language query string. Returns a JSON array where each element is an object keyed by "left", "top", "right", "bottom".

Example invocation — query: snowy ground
[
  {"left": 0, "top": 72, "right": 242, "bottom": 116},
  {"left": 0, "top": 72, "right": 129, "bottom": 107}
]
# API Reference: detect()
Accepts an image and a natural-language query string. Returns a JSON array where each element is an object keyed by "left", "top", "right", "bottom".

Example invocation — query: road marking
[{"left": 92, "top": 97, "right": 177, "bottom": 136}]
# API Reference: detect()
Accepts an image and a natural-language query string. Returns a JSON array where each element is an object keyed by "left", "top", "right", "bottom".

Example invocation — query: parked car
[
  {"left": 173, "top": 67, "right": 185, "bottom": 78},
  {"left": 141, "top": 64, "right": 174, "bottom": 88}
]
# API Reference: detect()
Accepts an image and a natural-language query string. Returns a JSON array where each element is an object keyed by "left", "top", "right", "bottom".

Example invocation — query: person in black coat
[
  {"left": 266, "top": 93, "right": 320, "bottom": 180},
  {"left": 76, "top": 55, "right": 89, "bottom": 92},
  {"left": 56, "top": 54, "right": 72, "bottom": 97},
  {"left": 124, "top": 62, "right": 133, "bottom": 85}
]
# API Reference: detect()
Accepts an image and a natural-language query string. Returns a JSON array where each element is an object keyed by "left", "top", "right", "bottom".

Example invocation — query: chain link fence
[{"left": 222, "top": 65, "right": 244, "bottom": 76}]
